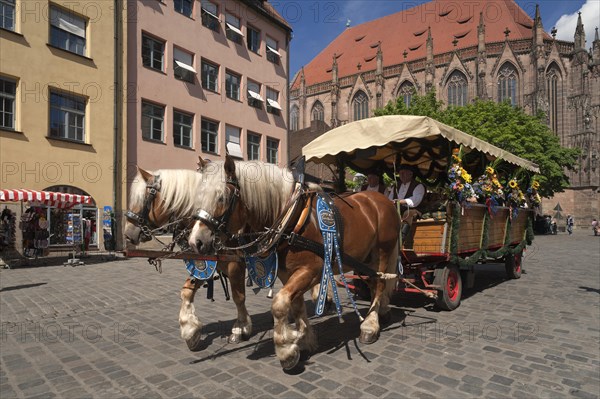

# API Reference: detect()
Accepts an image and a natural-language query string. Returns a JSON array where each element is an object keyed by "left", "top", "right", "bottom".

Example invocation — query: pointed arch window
[
  {"left": 352, "top": 90, "right": 369, "bottom": 121},
  {"left": 497, "top": 63, "right": 518, "bottom": 106},
  {"left": 398, "top": 81, "right": 415, "bottom": 108},
  {"left": 311, "top": 101, "right": 324, "bottom": 122},
  {"left": 290, "top": 105, "right": 299, "bottom": 131},
  {"left": 546, "top": 64, "right": 561, "bottom": 133},
  {"left": 447, "top": 71, "right": 468, "bottom": 107}
]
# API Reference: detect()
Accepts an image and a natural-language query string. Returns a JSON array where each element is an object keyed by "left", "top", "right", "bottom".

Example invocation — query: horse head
[
  {"left": 124, "top": 167, "right": 170, "bottom": 244},
  {"left": 189, "top": 155, "right": 246, "bottom": 254}
]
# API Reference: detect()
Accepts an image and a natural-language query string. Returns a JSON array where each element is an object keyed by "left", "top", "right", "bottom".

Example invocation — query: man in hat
[
  {"left": 385, "top": 164, "right": 425, "bottom": 247},
  {"left": 361, "top": 169, "right": 386, "bottom": 194}
]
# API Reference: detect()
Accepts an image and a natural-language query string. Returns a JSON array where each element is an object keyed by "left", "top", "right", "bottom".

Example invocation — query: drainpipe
[
  {"left": 286, "top": 32, "right": 291, "bottom": 166},
  {"left": 113, "top": 0, "right": 123, "bottom": 251}
]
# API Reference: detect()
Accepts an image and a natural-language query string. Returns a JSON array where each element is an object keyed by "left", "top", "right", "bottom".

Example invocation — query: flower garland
[
  {"left": 526, "top": 180, "right": 542, "bottom": 209},
  {"left": 472, "top": 164, "right": 504, "bottom": 213},
  {"left": 447, "top": 147, "right": 476, "bottom": 204}
]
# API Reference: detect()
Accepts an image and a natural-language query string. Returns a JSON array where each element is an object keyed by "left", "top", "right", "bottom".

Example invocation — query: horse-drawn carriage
[
  {"left": 302, "top": 115, "right": 539, "bottom": 311},
  {"left": 124, "top": 115, "right": 539, "bottom": 371}
]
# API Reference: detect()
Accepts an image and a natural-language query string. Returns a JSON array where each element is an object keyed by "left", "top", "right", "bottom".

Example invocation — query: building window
[
  {"left": 352, "top": 91, "right": 369, "bottom": 121},
  {"left": 141, "top": 101, "right": 164, "bottom": 142},
  {"left": 497, "top": 63, "right": 518, "bottom": 106},
  {"left": 266, "top": 36, "right": 280, "bottom": 64},
  {"left": 173, "top": 110, "right": 193, "bottom": 148},
  {"left": 225, "top": 70, "right": 240, "bottom": 101},
  {"left": 225, "top": 125, "right": 242, "bottom": 158},
  {"left": 49, "top": 91, "right": 86, "bottom": 142},
  {"left": 290, "top": 105, "right": 299, "bottom": 132},
  {"left": 266, "top": 138, "right": 279, "bottom": 164},
  {"left": 247, "top": 80, "right": 263, "bottom": 109},
  {"left": 201, "top": 118, "right": 218, "bottom": 153},
  {"left": 547, "top": 64, "right": 561, "bottom": 133},
  {"left": 174, "top": 0, "right": 193, "bottom": 18},
  {"left": 201, "top": 0, "right": 219, "bottom": 31},
  {"left": 201, "top": 60, "right": 218, "bottom": 92},
  {"left": 49, "top": 6, "right": 86, "bottom": 56},
  {"left": 142, "top": 34, "right": 164, "bottom": 71},
  {"left": 0, "top": 0, "right": 15, "bottom": 31},
  {"left": 266, "top": 87, "right": 281, "bottom": 115},
  {"left": 398, "top": 81, "right": 415, "bottom": 108},
  {"left": 225, "top": 13, "right": 243, "bottom": 44},
  {"left": 0, "top": 77, "right": 16, "bottom": 130},
  {"left": 174, "top": 47, "right": 195, "bottom": 83},
  {"left": 247, "top": 132, "right": 261, "bottom": 160},
  {"left": 247, "top": 25, "right": 261, "bottom": 53},
  {"left": 311, "top": 101, "right": 324, "bottom": 121},
  {"left": 447, "top": 70, "right": 468, "bottom": 107}
]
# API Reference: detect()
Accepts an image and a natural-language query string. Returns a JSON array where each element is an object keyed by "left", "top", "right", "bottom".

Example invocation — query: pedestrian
[
  {"left": 566, "top": 214, "right": 574, "bottom": 235},
  {"left": 592, "top": 218, "right": 599, "bottom": 236}
]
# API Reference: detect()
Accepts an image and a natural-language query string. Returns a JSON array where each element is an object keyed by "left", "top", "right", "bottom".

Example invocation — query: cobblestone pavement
[{"left": 1, "top": 230, "right": 599, "bottom": 399}]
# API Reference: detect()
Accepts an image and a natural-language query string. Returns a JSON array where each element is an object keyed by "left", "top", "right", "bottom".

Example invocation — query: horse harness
[{"left": 125, "top": 175, "right": 162, "bottom": 240}]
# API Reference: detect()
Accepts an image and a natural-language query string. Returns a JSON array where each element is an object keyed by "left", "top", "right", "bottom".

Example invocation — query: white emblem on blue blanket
[
  {"left": 246, "top": 251, "right": 278, "bottom": 289},
  {"left": 185, "top": 259, "right": 218, "bottom": 281}
]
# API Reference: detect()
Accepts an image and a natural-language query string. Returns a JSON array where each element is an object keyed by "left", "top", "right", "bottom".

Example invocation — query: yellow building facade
[{"left": 0, "top": 0, "right": 126, "bottom": 253}]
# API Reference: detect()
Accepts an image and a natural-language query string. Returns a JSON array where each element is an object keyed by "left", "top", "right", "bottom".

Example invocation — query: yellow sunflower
[
  {"left": 486, "top": 166, "right": 495, "bottom": 175},
  {"left": 509, "top": 180, "right": 518, "bottom": 189},
  {"left": 532, "top": 181, "right": 540, "bottom": 190}
]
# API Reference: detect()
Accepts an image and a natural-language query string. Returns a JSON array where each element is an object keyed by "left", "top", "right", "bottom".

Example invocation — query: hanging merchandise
[
  {"left": 0, "top": 208, "right": 16, "bottom": 252},
  {"left": 20, "top": 208, "right": 49, "bottom": 258}
]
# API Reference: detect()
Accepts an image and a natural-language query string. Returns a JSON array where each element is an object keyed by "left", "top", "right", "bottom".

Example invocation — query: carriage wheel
[
  {"left": 436, "top": 265, "right": 462, "bottom": 311},
  {"left": 505, "top": 250, "right": 522, "bottom": 279}
]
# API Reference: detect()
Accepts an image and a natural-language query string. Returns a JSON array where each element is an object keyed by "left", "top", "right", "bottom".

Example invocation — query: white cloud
[{"left": 553, "top": 0, "right": 599, "bottom": 48}]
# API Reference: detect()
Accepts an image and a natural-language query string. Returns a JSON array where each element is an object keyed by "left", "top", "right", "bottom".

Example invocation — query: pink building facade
[{"left": 126, "top": 0, "right": 291, "bottom": 177}]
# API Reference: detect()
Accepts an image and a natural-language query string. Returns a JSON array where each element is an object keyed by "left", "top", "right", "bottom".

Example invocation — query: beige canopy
[{"left": 302, "top": 115, "right": 539, "bottom": 176}]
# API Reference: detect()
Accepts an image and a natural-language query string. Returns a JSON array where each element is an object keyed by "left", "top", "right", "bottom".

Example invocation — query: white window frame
[
  {"left": 201, "top": 60, "right": 219, "bottom": 92},
  {"left": 225, "top": 70, "right": 240, "bottom": 101},
  {"left": 142, "top": 34, "right": 164, "bottom": 71},
  {"left": 201, "top": 0, "right": 219, "bottom": 31},
  {"left": 0, "top": 0, "right": 15, "bottom": 31},
  {"left": 174, "top": 0, "right": 193, "bottom": 18},
  {"left": 141, "top": 101, "right": 164, "bottom": 142},
  {"left": 266, "top": 87, "right": 281, "bottom": 115},
  {"left": 201, "top": 118, "right": 218, "bottom": 154},
  {"left": 173, "top": 47, "right": 196, "bottom": 83},
  {"left": 173, "top": 110, "right": 193, "bottom": 148},
  {"left": 225, "top": 12, "right": 243, "bottom": 44},
  {"left": 225, "top": 125, "right": 243, "bottom": 158},
  {"left": 266, "top": 36, "right": 280, "bottom": 64},
  {"left": 49, "top": 6, "right": 87, "bottom": 56},
  {"left": 247, "top": 132, "right": 261, "bottom": 161},
  {"left": 266, "top": 137, "right": 279, "bottom": 164},
  {"left": 49, "top": 91, "right": 86, "bottom": 142},
  {"left": 247, "top": 25, "right": 260, "bottom": 53},
  {"left": 0, "top": 76, "right": 16, "bottom": 131}
]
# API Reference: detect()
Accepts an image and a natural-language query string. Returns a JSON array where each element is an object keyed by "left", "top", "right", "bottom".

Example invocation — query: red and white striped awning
[{"left": 0, "top": 189, "right": 94, "bottom": 209}]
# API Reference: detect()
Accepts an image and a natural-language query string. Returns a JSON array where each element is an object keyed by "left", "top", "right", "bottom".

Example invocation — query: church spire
[
  {"left": 533, "top": 4, "right": 544, "bottom": 47},
  {"left": 574, "top": 12, "right": 586, "bottom": 50},
  {"left": 425, "top": 27, "right": 434, "bottom": 92}
]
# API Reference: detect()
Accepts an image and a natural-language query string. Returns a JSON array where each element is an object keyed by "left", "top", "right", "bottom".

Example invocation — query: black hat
[{"left": 398, "top": 164, "right": 416, "bottom": 173}]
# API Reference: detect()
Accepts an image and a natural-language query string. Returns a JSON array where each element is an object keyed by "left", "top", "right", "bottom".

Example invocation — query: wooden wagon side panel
[
  {"left": 412, "top": 220, "right": 448, "bottom": 254},
  {"left": 486, "top": 207, "right": 510, "bottom": 249},
  {"left": 508, "top": 209, "right": 532, "bottom": 245},
  {"left": 455, "top": 205, "right": 486, "bottom": 253}
]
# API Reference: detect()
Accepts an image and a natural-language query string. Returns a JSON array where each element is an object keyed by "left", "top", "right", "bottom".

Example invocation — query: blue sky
[{"left": 272, "top": 0, "right": 599, "bottom": 79}]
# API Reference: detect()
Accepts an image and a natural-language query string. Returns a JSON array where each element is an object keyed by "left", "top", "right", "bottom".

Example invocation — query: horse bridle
[
  {"left": 194, "top": 177, "right": 240, "bottom": 249},
  {"left": 126, "top": 175, "right": 162, "bottom": 240}
]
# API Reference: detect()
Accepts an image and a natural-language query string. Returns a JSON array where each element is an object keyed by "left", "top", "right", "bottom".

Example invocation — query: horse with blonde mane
[
  {"left": 188, "top": 155, "right": 401, "bottom": 371},
  {"left": 124, "top": 167, "right": 253, "bottom": 350}
]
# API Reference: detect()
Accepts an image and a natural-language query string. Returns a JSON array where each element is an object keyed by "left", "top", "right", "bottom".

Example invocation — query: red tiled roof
[{"left": 292, "top": 0, "right": 550, "bottom": 89}]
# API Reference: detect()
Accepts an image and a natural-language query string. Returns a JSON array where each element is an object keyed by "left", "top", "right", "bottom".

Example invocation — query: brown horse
[
  {"left": 124, "top": 167, "right": 253, "bottom": 350},
  {"left": 188, "top": 155, "right": 400, "bottom": 370}
]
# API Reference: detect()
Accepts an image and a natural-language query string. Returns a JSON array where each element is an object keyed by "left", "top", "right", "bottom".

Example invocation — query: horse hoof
[
  {"left": 359, "top": 331, "right": 379, "bottom": 344},
  {"left": 185, "top": 329, "right": 204, "bottom": 351},
  {"left": 379, "top": 311, "right": 392, "bottom": 326},
  {"left": 280, "top": 350, "right": 301, "bottom": 371},
  {"left": 299, "top": 350, "right": 311, "bottom": 362},
  {"left": 228, "top": 332, "right": 250, "bottom": 344}
]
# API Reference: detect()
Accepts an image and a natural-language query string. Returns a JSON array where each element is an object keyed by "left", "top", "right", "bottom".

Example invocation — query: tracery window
[
  {"left": 398, "top": 81, "right": 415, "bottom": 108},
  {"left": 497, "top": 63, "right": 518, "bottom": 106},
  {"left": 311, "top": 101, "right": 324, "bottom": 121},
  {"left": 546, "top": 64, "right": 561, "bottom": 133},
  {"left": 447, "top": 71, "right": 468, "bottom": 107},
  {"left": 352, "top": 91, "right": 369, "bottom": 121}
]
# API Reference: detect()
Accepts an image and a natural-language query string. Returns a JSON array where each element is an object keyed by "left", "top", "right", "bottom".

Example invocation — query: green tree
[{"left": 375, "top": 92, "right": 579, "bottom": 197}]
